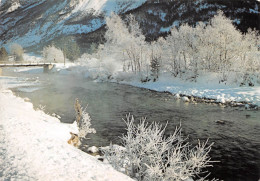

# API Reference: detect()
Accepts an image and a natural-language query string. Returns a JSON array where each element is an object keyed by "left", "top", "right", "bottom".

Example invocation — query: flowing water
[{"left": 3, "top": 70, "right": 260, "bottom": 181}]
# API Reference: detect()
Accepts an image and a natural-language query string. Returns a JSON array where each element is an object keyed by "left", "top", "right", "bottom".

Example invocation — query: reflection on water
[{"left": 4, "top": 71, "right": 260, "bottom": 181}]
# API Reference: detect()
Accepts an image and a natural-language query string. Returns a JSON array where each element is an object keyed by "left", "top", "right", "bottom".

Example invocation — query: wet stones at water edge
[
  {"left": 215, "top": 120, "right": 226, "bottom": 125},
  {"left": 81, "top": 145, "right": 104, "bottom": 161},
  {"left": 87, "top": 146, "right": 102, "bottom": 156},
  {"left": 173, "top": 93, "right": 258, "bottom": 110}
]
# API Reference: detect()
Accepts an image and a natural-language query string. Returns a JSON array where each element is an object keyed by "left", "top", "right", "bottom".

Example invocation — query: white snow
[
  {"left": 7, "top": 2, "right": 20, "bottom": 13},
  {"left": 87, "top": 146, "right": 99, "bottom": 153},
  {"left": 1, "top": 0, "right": 147, "bottom": 48},
  {"left": 174, "top": 93, "right": 180, "bottom": 99},
  {"left": 72, "top": 0, "right": 146, "bottom": 15},
  {"left": 125, "top": 74, "right": 260, "bottom": 107},
  {"left": 181, "top": 96, "right": 190, "bottom": 102},
  {"left": 72, "top": 0, "right": 109, "bottom": 14},
  {"left": 0, "top": 79, "right": 133, "bottom": 181}
]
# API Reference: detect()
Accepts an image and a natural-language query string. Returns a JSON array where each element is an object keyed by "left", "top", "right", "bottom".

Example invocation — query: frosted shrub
[
  {"left": 70, "top": 98, "right": 96, "bottom": 148},
  {"left": 74, "top": 99, "right": 96, "bottom": 139},
  {"left": 104, "top": 114, "right": 214, "bottom": 181},
  {"left": 78, "top": 108, "right": 96, "bottom": 138}
]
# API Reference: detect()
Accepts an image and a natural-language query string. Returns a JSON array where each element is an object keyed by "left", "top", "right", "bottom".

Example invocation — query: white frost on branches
[
  {"left": 74, "top": 99, "right": 96, "bottom": 146},
  {"left": 78, "top": 108, "right": 96, "bottom": 139},
  {"left": 42, "top": 45, "right": 64, "bottom": 63},
  {"left": 104, "top": 114, "right": 214, "bottom": 181},
  {"left": 88, "top": 11, "right": 259, "bottom": 86}
]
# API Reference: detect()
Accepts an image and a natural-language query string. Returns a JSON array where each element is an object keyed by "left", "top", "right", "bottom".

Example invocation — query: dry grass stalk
[{"left": 75, "top": 98, "right": 82, "bottom": 126}]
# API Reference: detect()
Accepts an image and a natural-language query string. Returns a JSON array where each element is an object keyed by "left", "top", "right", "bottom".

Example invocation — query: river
[{"left": 2, "top": 69, "right": 260, "bottom": 181}]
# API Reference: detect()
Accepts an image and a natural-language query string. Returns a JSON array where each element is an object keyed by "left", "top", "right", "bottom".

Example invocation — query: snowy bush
[
  {"left": 74, "top": 99, "right": 96, "bottom": 140},
  {"left": 42, "top": 45, "right": 64, "bottom": 63},
  {"left": 104, "top": 114, "right": 214, "bottom": 181}
]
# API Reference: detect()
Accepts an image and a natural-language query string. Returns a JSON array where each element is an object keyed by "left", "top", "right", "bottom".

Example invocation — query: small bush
[
  {"left": 104, "top": 114, "right": 214, "bottom": 181},
  {"left": 74, "top": 99, "right": 96, "bottom": 140},
  {"left": 68, "top": 99, "right": 96, "bottom": 147}
]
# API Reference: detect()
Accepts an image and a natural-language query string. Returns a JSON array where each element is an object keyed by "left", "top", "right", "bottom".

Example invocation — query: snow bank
[
  {"left": 52, "top": 61, "right": 260, "bottom": 107},
  {"left": 11, "top": 61, "right": 260, "bottom": 107},
  {"left": 0, "top": 82, "right": 132, "bottom": 180},
  {"left": 125, "top": 74, "right": 260, "bottom": 107},
  {"left": 7, "top": 2, "right": 20, "bottom": 13}
]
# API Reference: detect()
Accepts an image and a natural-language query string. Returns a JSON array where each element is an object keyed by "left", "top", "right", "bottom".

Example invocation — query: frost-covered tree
[
  {"left": 163, "top": 26, "right": 187, "bottom": 77},
  {"left": 104, "top": 12, "right": 129, "bottom": 56},
  {"left": 125, "top": 14, "right": 147, "bottom": 74},
  {"left": 239, "top": 29, "right": 260, "bottom": 72},
  {"left": 10, "top": 43, "right": 24, "bottom": 62},
  {"left": 94, "top": 10, "right": 259, "bottom": 85},
  {"left": 206, "top": 11, "right": 243, "bottom": 81},
  {"left": 160, "top": 11, "right": 259, "bottom": 83},
  {"left": 98, "top": 12, "right": 129, "bottom": 73},
  {"left": 104, "top": 114, "right": 214, "bottom": 181},
  {"left": 42, "top": 45, "right": 64, "bottom": 63},
  {"left": 55, "top": 37, "right": 81, "bottom": 62},
  {"left": 101, "top": 13, "right": 149, "bottom": 78}
]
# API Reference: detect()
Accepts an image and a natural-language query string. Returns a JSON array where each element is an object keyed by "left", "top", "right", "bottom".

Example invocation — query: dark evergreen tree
[
  {"left": 0, "top": 47, "right": 8, "bottom": 62},
  {"left": 150, "top": 57, "right": 160, "bottom": 82}
]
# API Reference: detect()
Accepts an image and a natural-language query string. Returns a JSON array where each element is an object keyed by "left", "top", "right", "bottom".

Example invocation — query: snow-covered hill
[
  {"left": 0, "top": 0, "right": 146, "bottom": 49},
  {"left": 0, "top": 0, "right": 259, "bottom": 52}
]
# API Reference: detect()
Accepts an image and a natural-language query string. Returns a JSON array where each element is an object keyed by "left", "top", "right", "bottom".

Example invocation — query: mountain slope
[
  {"left": 0, "top": 0, "right": 146, "bottom": 50},
  {"left": 129, "top": 0, "right": 259, "bottom": 40},
  {"left": 0, "top": 0, "right": 259, "bottom": 53}
]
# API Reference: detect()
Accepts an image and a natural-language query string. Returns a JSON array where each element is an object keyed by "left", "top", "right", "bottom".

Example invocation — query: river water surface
[{"left": 3, "top": 70, "right": 260, "bottom": 181}]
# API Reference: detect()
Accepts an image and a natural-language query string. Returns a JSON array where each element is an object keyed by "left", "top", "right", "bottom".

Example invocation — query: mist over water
[{"left": 3, "top": 70, "right": 260, "bottom": 181}]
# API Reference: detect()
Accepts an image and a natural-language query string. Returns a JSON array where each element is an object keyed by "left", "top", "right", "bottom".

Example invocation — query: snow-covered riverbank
[
  {"left": 125, "top": 74, "right": 260, "bottom": 108},
  {"left": 0, "top": 79, "right": 133, "bottom": 181},
  {"left": 10, "top": 62, "right": 260, "bottom": 108}
]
